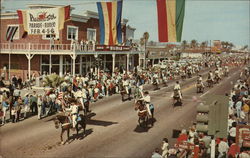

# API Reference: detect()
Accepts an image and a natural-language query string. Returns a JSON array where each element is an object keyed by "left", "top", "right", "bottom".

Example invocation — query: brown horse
[
  {"left": 53, "top": 114, "right": 86, "bottom": 145},
  {"left": 134, "top": 100, "right": 149, "bottom": 127},
  {"left": 173, "top": 90, "right": 182, "bottom": 107},
  {"left": 196, "top": 81, "right": 204, "bottom": 93}
]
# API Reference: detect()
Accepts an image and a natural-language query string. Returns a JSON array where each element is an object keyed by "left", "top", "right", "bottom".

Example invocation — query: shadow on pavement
[
  {"left": 68, "top": 128, "right": 93, "bottom": 143},
  {"left": 87, "top": 119, "right": 118, "bottom": 127},
  {"left": 133, "top": 118, "right": 157, "bottom": 133}
]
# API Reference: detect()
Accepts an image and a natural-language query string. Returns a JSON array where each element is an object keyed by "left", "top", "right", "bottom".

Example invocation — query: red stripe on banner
[
  {"left": 157, "top": 0, "right": 168, "bottom": 42},
  {"left": 17, "top": 10, "right": 23, "bottom": 24},
  {"left": 107, "top": 2, "right": 114, "bottom": 45},
  {"left": 64, "top": 5, "right": 70, "bottom": 20}
]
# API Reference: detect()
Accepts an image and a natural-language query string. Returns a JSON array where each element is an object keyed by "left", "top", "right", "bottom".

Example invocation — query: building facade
[{"left": 0, "top": 4, "right": 142, "bottom": 80}]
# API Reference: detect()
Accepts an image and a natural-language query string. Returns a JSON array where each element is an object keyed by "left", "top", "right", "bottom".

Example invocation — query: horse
[
  {"left": 187, "top": 69, "right": 192, "bottom": 78},
  {"left": 181, "top": 73, "right": 186, "bottom": 80},
  {"left": 53, "top": 114, "right": 86, "bottom": 145},
  {"left": 206, "top": 78, "right": 213, "bottom": 88},
  {"left": 196, "top": 81, "right": 204, "bottom": 93},
  {"left": 134, "top": 100, "right": 152, "bottom": 127},
  {"left": 173, "top": 90, "right": 182, "bottom": 107},
  {"left": 214, "top": 75, "right": 221, "bottom": 84},
  {"left": 119, "top": 84, "right": 131, "bottom": 102},
  {"left": 152, "top": 77, "right": 159, "bottom": 90}
]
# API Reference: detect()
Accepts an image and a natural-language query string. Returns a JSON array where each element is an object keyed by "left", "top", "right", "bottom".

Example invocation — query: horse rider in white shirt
[
  {"left": 140, "top": 91, "right": 152, "bottom": 116},
  {"left": 122, "top": 78, "right": 130, "bottom": 94},
  {"left": 174, "top": 81, "right": 182, "bottom": 99},
  {"left": 66, "top": 101, "right": 79, "bottom": 129}
]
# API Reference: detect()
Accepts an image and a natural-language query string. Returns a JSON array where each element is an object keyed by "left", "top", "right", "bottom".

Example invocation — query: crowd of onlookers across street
[
  {"left": 49, "top": 37, "right": 140, "bottom": 51},
  {"left": 151, "top": 70, "right": 250, "bottom": 158}
]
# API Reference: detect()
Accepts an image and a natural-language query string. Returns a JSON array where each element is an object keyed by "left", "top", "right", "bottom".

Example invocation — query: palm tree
[
  {"left": 43, "top": 74, "right": 64, "bottom": 88},
  {"left": 228, "top": 43, "right": 234, "bottom": 50},
  {"left": 143, "top": 32, "right": 150, "bottom": 45},
  {"left": 182, "top": 40, "right": 187, "bottom": 50},
  {"left": 242, "top": 45, "right": 248, "bottom": 50},
  {"left": 190, "top": 39, "right": 197, "bottom": 48},
  {"left": 200, "top": 41, "right": 207, "bottom": 50}
]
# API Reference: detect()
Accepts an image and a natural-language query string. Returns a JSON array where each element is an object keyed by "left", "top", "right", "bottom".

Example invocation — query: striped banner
[
  {"left": 156, "top": 0, "right": 185, "bottom": 42},
  {"left": 6, "top": 26, "right": 18, "bottom": 41},
  {"left": 97, "top": 0, "right": 123, "bottom": 45}
]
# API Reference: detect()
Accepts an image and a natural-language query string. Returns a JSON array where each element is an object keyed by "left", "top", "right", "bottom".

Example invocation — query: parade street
[{"left": 0, "top": 66, "right": 243, "bottom": 158}]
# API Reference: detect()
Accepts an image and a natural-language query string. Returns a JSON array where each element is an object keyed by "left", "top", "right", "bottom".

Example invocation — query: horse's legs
[
  {"left": 66, "top": 128, "right": 70, "bottom": 143},
  {"left": 61, "top": 129, "right": 65, "bottom": 144},
  {"left": 76, "top": 123, "right": 79, "bottom": 136},
  {"left": 81, "top": 120, "right": 86, "bottom": 137}
]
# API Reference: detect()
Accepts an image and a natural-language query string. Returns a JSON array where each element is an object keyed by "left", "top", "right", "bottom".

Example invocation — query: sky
[{"left": 1, "top": 0, "right": 250, "bottom": 46}]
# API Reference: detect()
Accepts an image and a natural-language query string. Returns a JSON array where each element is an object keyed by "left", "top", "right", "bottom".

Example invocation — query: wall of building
[{"left": 0, "top": 54, "right": 41, "bottom": 80}]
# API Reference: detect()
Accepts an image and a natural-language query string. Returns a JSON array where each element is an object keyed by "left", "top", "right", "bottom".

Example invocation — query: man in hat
[
  {"left": 66, "top": 101, "right": 79, "bottom": 129},
  {"left": 140, "top": 91, "right": 152, "bottom": 116}
]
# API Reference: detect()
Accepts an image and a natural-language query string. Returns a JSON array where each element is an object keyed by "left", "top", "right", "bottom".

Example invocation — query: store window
[
  {"left": 67, "top": 26, "right": 78, "bottom": 40},
  {"left": 87, "top": 28, "right": 96, "bottom": 41}
]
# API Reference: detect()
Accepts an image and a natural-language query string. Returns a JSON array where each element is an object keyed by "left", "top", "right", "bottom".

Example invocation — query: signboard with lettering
[
  {"left": 95, "top": 45, "right": 131, "bottom": 51},
  {"left": 26, "top": 8, "right": 59, "bottom": 35},
  {"left": 17, "top": 6, "right": 70, "bottom": 36}
]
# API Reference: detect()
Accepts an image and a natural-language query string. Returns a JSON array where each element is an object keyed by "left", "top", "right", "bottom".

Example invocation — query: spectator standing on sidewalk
[
  {"left": 151, "top": 148, "right": 162, "bottom": 158},
  {"left": 30, "top": 91, "right": 38, "bottom": 115},
  {"left": 161, "top": 138, "right": 169, "bottom": 158},
  {"left": 37, "top": 95, "right": 42, "bottom": 120},
  {"left": 1, "top": 98, "right": 9, "bottom": 125},
  {"left": 23, "top": 94, "right": 29, "bottom": 119},
  {"left": 218, "top": 138, "right": 229, "bottom": 158},
  {"left": 15, "top": 96, "right": 22, "bottom": 122}
]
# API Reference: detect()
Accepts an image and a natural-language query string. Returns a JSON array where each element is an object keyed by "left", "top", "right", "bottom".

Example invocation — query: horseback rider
[
  {"left": 174, "top": 81, "right": 182, "bottom": 99},
  {"left": 197, "top": 75, "right": 204, "bottom": 86},
  {"left": 122, "top": 77, "right": 130, "bottom": 94},
  {"left": 214, "top": 68, "right": 221, "bottom": 80},
  {"left": 140, "top": 91, "right": 153, "bottom": 117},
  {"left": 153, "top": 72, "right": 159, "bottom": 85},
  {"left": 208, "top": 71, "right": 214, "bottom": 81},
  {"left": 66, "top": 101, "right": 79, "bottom": 129}
]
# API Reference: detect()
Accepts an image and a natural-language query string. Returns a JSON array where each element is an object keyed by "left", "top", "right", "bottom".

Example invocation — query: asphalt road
[{"left": 0, "top": 66, "right": 244, "bottom": 158}]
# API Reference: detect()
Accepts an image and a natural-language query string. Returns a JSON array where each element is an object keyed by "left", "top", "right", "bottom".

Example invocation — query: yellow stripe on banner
[
  {"left": 23, "top": 10, "right": 28, "bottom": 32},
  {"left": 58, "top": 7, "right": 65, "bottom": 30},
  {"left": 166, "top": 0, "right": 176, "bottom": 42},
  {"left": 112, "top": 2, "right": 117, "bottom": 45},
  {"left": 102, "top": 2, "right": 110, "bottom": 45}
]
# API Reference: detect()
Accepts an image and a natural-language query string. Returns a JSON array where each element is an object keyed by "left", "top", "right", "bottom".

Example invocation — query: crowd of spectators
[{"left": 151, "top": 68, "right": 250, "bottom": 158}]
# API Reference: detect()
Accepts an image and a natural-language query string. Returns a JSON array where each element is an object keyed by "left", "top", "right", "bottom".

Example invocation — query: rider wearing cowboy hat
[{"left": 140, "top": 91, "right": 153, "bottom": 117}]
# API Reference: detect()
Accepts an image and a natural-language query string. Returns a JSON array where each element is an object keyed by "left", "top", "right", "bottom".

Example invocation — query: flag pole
[{"left": 8, "top": 40, "right": 11, "bottom": 80}]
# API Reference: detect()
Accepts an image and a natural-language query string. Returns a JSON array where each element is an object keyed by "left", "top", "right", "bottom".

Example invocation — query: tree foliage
[{"left": 43, "top": 74, "right": 64, "bottom": 88}]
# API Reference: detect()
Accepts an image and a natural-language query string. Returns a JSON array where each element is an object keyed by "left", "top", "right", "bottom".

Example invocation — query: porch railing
[{"left": 0, "top": 43, "right": 96, "bottom": 52}]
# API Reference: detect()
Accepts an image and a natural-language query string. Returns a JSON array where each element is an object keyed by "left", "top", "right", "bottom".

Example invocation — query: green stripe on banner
[{"left": 176, "top": 0, "right": 185, "bottom": 42}]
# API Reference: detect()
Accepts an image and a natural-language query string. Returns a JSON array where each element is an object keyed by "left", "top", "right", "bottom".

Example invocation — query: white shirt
[
  {"left": 174, "top": 84, "right": 181, "bottom": 90},
  {"left": 229, "top": 127, "right": 236, "bottom": 137},
  {"left": 218, "top": 141, "right": 229, "bottom": 154},
  {"left": 143, "top": 95, "right": 151, "bottom": 103},
  {"left": 68, "top": 104, "right": 78, "bottom": 114}
]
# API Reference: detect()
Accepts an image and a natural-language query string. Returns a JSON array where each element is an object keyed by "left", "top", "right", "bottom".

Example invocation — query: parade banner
[
  {"left": 17, "top": 6, "right": 70, "bottom": 35},
  {"left": 97, "top": 0, "right": 123, "bottom": 45},
  {"left": 156, "top": 0, "right": 185, "bottom": 42}
]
